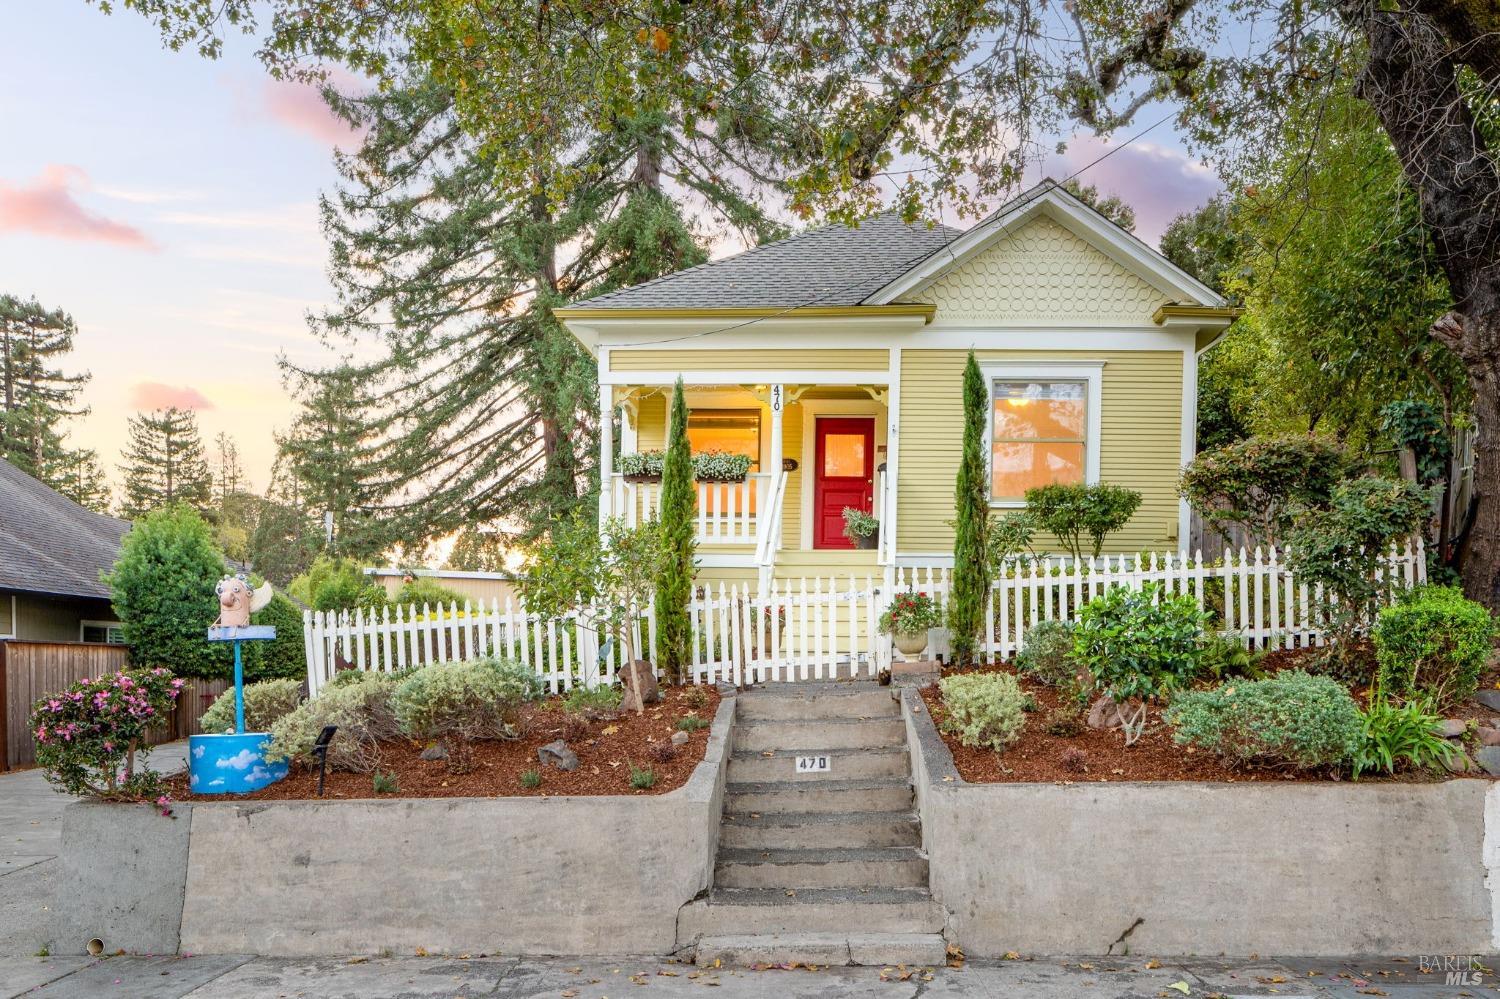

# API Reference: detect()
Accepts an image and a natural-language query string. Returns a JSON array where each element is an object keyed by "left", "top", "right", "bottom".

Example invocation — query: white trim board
[
  {"left": 601, "top": 327, "right": 1197, "bottom": 353},
  {"left": 0, "top": 593, "right": 14, "bottom": 639},
  {"left": 600, "top": 369, "right": 891, "bottom": 387},
  {"left": 980, "top": 361, "right": 1105, "bottom": 508},
  {"left": 868, "top": 182, "right": 1227, "bottom": 308}
]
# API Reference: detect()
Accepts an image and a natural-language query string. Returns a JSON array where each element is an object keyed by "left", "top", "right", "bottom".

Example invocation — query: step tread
[
  {"left": 723, "top": 810, "right": 918, "bottom": 828},
  {"left": 705, "top": 886, "right": 935, "bottom": 906},
  {"left": 727, "top": 776, "right": 910, "bottom": 794},
  {"left": 736, "top": 715, "right": 901, "bottom": 726},
  {"left": 730, "top": 745, "right": 906, "bottom": 761},
  {"left": 718, "top": 846, "right": 924, "bottom": 865},
  {"left": 693, "top": 931, "right": 946, "bottom": 967},
  {"left": 739, "top": 681, "right": 886, "bottom": 695}
]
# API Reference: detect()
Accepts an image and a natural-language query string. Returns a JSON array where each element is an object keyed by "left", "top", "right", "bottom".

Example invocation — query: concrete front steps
[{"left": 681, "top": 682, "right": 946, "bottom": 968}]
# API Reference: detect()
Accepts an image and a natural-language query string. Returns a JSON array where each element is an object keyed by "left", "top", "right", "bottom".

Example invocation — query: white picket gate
[{"left": 304, "top": 542, "right": 1425, "bottom": 692}]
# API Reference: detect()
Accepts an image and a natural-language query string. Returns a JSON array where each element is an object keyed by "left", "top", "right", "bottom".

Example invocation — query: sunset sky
[{"left": 0, "top": 4, "right": 1222, "bottom": 500}]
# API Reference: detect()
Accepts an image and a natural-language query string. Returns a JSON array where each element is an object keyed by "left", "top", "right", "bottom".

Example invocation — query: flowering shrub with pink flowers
[{"left": 30, "top": 668, "right": 184, "bottom": 800}]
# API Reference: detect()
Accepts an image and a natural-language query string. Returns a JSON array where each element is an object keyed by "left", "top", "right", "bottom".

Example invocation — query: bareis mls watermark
[{"left": 1417, "top": 955, "right": 1490, "bottom": 987}]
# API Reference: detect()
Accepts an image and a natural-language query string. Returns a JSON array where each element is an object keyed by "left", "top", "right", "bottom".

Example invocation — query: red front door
[{"left": 813, "top": 417, "right": 876, "bottom": 549}]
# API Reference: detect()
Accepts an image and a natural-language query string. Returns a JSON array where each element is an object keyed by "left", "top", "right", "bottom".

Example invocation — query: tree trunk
[
  {"left": 1450, "top": 324, "right": 1500, "bottom": 605},
  {"left": 1343, "top": 0, "right": 1500, "bottom": 606}
]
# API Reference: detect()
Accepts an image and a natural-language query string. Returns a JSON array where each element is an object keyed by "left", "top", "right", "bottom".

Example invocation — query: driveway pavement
[
  {"left": 0, "top": 742, "right": 187, "bottom": 957},
  {"left": 2, "top": 953, "right": 1496, "bottom": 998}
]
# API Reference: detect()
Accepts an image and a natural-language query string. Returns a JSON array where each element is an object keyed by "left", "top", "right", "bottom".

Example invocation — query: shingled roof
[
  {"left": 0, "top": 458, "right": 129, "bottom": 600},
  {"left": 572, "top": 212, "right": 963, "bottom": 310}
]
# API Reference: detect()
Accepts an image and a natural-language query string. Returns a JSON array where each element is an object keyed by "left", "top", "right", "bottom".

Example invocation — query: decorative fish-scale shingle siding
[{"left": 910, "top": 215, "right": 1167, "bottom": 325}]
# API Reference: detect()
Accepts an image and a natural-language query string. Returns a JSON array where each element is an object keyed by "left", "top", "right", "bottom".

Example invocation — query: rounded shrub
[
  {"left": 1374, "top": 585, "right": 1496, "bottom": 709},
  {"left": 31, "top": 667, "right": 185, "bottom": 799},
  {"left": 938, "top": 672, "right": 1027, "bottom": 752},
  {"left": 1015, "top": 619, "right": 1077, "bottom": 687},
  {"left": 267, "top": 671, "right": 402, "bottom": 774},
  {"left": 1165, "top": 670, "right": 1363, "bottom": 770},
  {"left": 199, "top": 678, "right": 304, "bottom": 735},
  {"left": 391, "top": 659, "right": 533, "bottom": 744},
  {"left": 1073, "top": 583, "right": 1206, "bottom": 743}
]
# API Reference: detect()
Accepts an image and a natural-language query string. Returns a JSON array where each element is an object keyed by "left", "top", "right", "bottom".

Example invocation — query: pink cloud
[
  {"left": 1052, "top": 136, "right": 1222, "bottom": 246},
  {"left": 259, "top": 77, "right": 365, "bottom": 147},
  {"left": 130, "top": 383, "right": 214, "bottom": 411},
  {"left": 0, "top": 165, "right": 155, "bottom": 249}
]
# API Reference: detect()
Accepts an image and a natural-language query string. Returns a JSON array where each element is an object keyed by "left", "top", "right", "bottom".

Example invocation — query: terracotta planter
[
  {"left": 893, "top": 631, "right": 929, "bottom": 657},
  {"left": 623, "top": 473, "right": 661, "bottom": 484}
]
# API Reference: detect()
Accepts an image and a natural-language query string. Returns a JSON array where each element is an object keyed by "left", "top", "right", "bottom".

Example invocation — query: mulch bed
[
  {"left": 920, "top": 653, "right": 1487, "bottom": 784},
  {"left": 171, "top": 685, "right": 720, "bottom": 801}
]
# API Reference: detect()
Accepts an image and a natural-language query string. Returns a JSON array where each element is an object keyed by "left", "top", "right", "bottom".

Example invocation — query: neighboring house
[
  {"left": 555, "top": 180, "right": 1238, "bottom": 589},
  {"left": 365, "top": 567, "right": 523, "bottom": 608},
  {"left": 0, "top": 457, "right": 128, "bottom": 643}
]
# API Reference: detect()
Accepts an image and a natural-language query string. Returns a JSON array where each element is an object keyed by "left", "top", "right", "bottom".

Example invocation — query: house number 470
[{"left": 795, "top": 755, "right": 830, "bottom": 773}]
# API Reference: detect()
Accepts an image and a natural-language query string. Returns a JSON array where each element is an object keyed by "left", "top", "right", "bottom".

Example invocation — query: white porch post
[
  {"left": 768, "top": 383, "right": 785, "bottom": 482},
  {"left": 598, "top": 381, "right": 614, "bottom": 527},
  {"left": 883, "top": 350, "right": 902, "bottom": 587}
]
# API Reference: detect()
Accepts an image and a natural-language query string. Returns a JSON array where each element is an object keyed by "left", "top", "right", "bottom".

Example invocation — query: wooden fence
[
  {"left": 893, "top": 541, "right": 1426, "bottom": 662},
  {"left": 0, "top": 642, "right": 231, "bottom": 770},
  {"left": 305, "top": 542, "right": 1425, "bottom": 691}
]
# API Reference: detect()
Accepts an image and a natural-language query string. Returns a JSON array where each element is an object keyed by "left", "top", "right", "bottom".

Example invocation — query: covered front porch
[{"left": 598, "top": 374, "right": 898, "bottom": 584}]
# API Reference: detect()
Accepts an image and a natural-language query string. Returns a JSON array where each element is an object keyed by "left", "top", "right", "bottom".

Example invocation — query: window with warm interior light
[
  {"left": 990, "top": 379, "right": 1088, "bottom": 502},
  {"left": 686, "top": 410, "right": 761, "bottom": 470}
]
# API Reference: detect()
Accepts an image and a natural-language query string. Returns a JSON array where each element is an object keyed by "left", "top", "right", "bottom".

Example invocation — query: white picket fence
[
  {"left": 304, "top": 541, "right": 1425, "bottom": 693},
  {"left": 893, "top": 540, "right": 1427, "bottom": 663}
]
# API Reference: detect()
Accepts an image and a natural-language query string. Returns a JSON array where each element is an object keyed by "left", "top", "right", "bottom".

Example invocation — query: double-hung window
[{"left": 983, "top": 363, "right": 1103, "bottom": 505}]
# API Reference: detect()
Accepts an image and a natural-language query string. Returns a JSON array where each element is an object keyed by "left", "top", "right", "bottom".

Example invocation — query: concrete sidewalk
[
  {"left": 3, "top": 953, "right": 1496, "bottom": 998},
  {"left": 0, "top": 742, "right": 188, "bottom": 957}
]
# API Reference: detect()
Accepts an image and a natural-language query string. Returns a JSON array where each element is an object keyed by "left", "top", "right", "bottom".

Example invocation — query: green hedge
[{"left": 1375, "top": 585, "right": 1496, "bottom": 709}]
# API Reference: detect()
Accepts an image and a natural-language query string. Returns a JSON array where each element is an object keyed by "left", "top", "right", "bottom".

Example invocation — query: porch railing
[
  {"left": 754, "top": 470, "right": 789, "bottom": 588},
  {"left": 609, "top": 472, "right": 772, "bottom": 545}
]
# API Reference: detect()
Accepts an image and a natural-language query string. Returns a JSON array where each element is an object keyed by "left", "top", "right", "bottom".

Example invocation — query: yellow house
[{"left": 556, "top": 180, "right": 1237, "bottom": 591}]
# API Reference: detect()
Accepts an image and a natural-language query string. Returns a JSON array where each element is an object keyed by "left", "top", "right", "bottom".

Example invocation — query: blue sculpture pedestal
[
  {"left": 190, "top": 624, "right": 287, "bottom": 795},
  {"left": 189, "top": 732, "right": 289, "bottom": 794}
]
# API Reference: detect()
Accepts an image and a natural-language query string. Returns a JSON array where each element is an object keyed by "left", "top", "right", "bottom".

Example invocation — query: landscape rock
[
  {"left": 1086, "top": 696, "right": 1124, "bottom": 730},
  {"left": 537, "top": 739, "right": 579, "bottom": 772},
  {"left": 671, "top": 730, "right": 690, "bottom": 747},
  {"left": 419, "top": 743, "right": 447, "bottom": 762},
  {"left": 1440, "top": 718, "right": 1469, "bottom": 739},
  {"left": 1475, "top": 746, "right": 1500, "bottom": 777},
  {"left": 1473, "top": 689, "right": 1500, "bottom": 712},
  {"left": 1477, "top": 726, "right": 1500, "bottom": 748},
  {"left": 1443, "top": 751, "right": 1478, "bottom": 775},
  {"left": 620, "top": 659, "right": 662, "bottom": 712}
]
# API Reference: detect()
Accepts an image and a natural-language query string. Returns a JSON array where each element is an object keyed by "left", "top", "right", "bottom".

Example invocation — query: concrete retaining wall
[
  {"left": 58, "top": 693, "right": 733, "bottom": 957},
  {"left": 902, "top": 687, "right": 1500, "bottom": 957},
  {"left": 52, "top": 800, "right": 194, "bottom": 956}
]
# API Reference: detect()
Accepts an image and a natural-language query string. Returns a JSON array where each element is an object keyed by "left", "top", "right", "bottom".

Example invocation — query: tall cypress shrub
[
  {"left": 949, "top": 351, "right": 991, "bottom": 665},
  {"left": 655, "top": 378, "right": 696, "bottom": 681}
]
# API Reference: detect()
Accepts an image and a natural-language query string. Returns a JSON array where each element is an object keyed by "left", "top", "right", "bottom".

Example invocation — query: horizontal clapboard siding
[
  {"left": 609, "top": 349, "right": 890, "bottom": 371},
  {"left": 897, "top": 348, "right": 1184, "bottom": 553}
]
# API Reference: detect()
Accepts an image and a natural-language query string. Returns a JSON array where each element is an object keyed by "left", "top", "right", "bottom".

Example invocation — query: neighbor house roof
[
  {"left": 568, "top": 212, "right": 964, "bottom": 311},
  {"left": 0, "top": 458, "right": 129, "bottom": 601}
]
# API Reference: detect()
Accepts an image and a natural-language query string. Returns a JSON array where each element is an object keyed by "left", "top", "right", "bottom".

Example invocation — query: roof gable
[
  {"left": 867, "top": 180, "right": 1227, "bottom": 309},
  {"left": 907, "top": 213, "right": 1168, "bottom": 325},
  {"left": 0, "top": 458, "right": 128, "bottom": 600}
]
